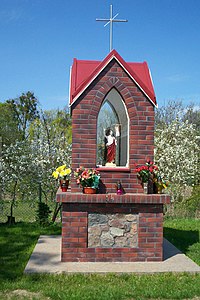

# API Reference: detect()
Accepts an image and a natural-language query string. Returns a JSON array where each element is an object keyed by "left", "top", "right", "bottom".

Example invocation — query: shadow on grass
[
  {"left": 164, "top": 226, "right": 199, "bottom": 255},
  {"left": 0, "top": 222, "right": 61, "bottom": 281},
  {"left": 0, "top": 222, "right": 39, "bottom": 281}
]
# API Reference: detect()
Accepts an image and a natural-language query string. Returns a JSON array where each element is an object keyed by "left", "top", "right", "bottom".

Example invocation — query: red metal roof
[{"left": 70, "top": 49, "right": 157, "bottom": 107}]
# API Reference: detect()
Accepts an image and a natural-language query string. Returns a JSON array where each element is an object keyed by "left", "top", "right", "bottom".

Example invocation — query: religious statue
[{"left": 104, "top": 125, "right": 120, "bottom": 166}]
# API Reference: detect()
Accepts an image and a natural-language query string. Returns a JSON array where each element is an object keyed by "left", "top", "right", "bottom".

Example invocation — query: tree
[
  {"left": 0, "top": 102, "right": 21, "bottom": 145},
  {"left": 183, "top": 105, "right": 200, "bottom": 132},
  {"left": 155, "top": 100, "right": 185, "bottom": 129},
  {"left": 6, "top": 91, "right": 39, "bottom": 140},
  {"left": 0, "top": 104, "right": 72, "bottom": 222},
  {"left": 155, "top": 100, "right": 200, "bottom": 130},
  {"left": 28, "top": 109, "right": 72, "bottom": 202},
  {"left": 0, "top": 140, "right": 37, "bottom": 223},
  {"left": 155, "top": 119, "right": 199, "bottom": 187}
]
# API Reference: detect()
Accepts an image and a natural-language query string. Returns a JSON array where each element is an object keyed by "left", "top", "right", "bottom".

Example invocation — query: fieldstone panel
[{"left": 88, "top": 213, "right": 138, "bottom": 248}]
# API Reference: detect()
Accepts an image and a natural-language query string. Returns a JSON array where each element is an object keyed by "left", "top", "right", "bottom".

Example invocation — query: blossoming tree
[{"left": 155, "top": 119, "right": 199, "bottom": 189}]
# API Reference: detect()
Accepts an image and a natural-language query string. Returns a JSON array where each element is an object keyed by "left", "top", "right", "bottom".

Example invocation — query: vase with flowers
[
  {"left": 52, "top": 164, "right": 71, "bottom": 192},
  {"left": 153, "top": 174, "right": 170, "bottom": 194},
  {"left": 135, "top": 160, "right": 158, "bottom": 193},
  {"left": 135, "top": 160, "right": 169, "bottom": 194},
  {"left": 74, "top": 166, "right": 100, "bottom": 194}
]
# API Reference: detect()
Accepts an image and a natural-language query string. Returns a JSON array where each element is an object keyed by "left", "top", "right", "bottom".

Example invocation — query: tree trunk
[
  {"left": 9, "top": 180, "right": 18, "bottom": 220},
  {"left": 52, "top": 202, "right": 62, "bottom": 223},
  {"left": 6, "top": 216, "right": 15, "bottom": 225}
]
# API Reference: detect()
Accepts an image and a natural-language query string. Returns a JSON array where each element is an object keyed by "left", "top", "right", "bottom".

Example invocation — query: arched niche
[{"left": 96, "top": 88, "right": 129, "bottom": 167}]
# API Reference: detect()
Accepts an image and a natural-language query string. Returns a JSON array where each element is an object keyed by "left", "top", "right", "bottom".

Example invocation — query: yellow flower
[
  {"left": 56, "top": 164, "right": 66, "bottom": 173},
  {"left": 65, "top": 168, "right": 71, "bottom": 175},
  {"left": 52, "top": 165, "right": 71, "bottom": 180},
  {"left": 60, "top": 170, "right": 67, "bottom": 177},
  {"left": 52, "top": 171, "right": 59, "bottom": 179}
]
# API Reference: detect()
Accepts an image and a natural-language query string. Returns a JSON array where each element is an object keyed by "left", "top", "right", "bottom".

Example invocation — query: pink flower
[{"left": 82, "top": 170, "right": 90, "bottom": 179}]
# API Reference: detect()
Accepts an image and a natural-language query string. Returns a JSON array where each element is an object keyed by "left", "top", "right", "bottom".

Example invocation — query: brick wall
[
  {"left": 71, "top": 60, "right": 155, "bottom": 194},
  {"left": 59, "top": 192, "right": 170, "bottom": 262},
  {"left": 61, "top": 202, "right": 163, "bottom": 262}
]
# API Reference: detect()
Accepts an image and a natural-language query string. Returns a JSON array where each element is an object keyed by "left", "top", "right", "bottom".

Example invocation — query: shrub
[
  {"left": 165, "top": 185, "right": 200, "bottom": 218},
  {"left": 36, "top": 202, "right": 51, "bottom": 225}
]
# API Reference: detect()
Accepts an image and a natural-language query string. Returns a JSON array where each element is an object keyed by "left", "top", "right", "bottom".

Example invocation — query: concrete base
[{"left": 24, "top": 235, "right": 200, "bottom": 274}]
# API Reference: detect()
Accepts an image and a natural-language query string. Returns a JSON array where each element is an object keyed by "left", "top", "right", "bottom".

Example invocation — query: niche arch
[{"left": 96, "top": 88, "right": 129, "bottom": 167}]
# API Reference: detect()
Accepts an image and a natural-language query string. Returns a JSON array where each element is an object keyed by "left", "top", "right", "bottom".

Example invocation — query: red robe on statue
[{"left": 106, "top": 141, "right": 116, "bottom": 163}]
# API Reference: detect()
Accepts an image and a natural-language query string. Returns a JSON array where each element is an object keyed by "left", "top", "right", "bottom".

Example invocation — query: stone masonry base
[{"left": 58, "top": 193, "right": 170, "bottom": 262}]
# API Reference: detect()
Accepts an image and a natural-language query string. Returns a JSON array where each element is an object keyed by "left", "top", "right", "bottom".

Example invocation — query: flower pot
[
  {"left": 83, "top": 187, "right": 97, "bottom": 194},
  {"left": 60, "top": 179, "right": 69, "bottom": 192}
]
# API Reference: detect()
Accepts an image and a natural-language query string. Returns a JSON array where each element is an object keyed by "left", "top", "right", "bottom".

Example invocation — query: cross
[{"left": 96, "top": 5, "right": 128, "bottom": 52}]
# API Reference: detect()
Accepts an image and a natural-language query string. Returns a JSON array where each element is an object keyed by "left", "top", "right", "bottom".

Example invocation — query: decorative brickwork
[
  {"left": 70, "top": 59, "right": 155, "bottom": 194},
  {"left": 58, "top": 192, "right": 170, "bottom": 262}
]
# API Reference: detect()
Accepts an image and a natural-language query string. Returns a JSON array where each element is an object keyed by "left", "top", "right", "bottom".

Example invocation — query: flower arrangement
[
  {"left": 135, "top": 160, "right": 169, "bottom": 193},
  {"left": 135, "top": 160, "right": 158, "bottom": 183},
  {"left": 52, "top": 164, "right": 71, "bottom": 180},
  {"left": 74, "top": 166, "right": 100, "bottom": 188},
  {"left": 153, "top": 175, "right": 170, "bottom": 192}
]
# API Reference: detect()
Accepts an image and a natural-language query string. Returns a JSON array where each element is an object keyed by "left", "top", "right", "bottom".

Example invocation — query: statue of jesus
[{"left": 104, "top": 128, "right": 117, "bottom": 166}]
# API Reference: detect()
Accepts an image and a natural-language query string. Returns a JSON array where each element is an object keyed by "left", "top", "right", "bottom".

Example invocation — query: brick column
[
  {"left": 138, "top": 208, "right": 163, "bottom": 261},
  {"left": 62, "top": 211, "right": 88, "bottom": 262}
]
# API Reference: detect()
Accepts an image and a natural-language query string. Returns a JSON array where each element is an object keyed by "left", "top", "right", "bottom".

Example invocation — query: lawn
[
  {"left": 0, "top": 219, "right": 199, "bottom": 300},
  {"left": 164, "top": 218, "right": 200, "bottom": 266}
]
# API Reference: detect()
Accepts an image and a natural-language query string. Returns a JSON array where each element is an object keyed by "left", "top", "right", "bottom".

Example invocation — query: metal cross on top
[{"left": 96, "top": 5, "right": 128, "bottom": 52}]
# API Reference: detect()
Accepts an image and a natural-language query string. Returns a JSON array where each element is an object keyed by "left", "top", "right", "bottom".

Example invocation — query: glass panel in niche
[{"left": 96, "top": 89, "right": 128, "bottom": 167}]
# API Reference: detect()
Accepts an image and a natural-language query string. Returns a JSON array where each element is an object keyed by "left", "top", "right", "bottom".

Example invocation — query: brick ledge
[{"left": 56, "top": 189, "right": 170, "bottom": 204}]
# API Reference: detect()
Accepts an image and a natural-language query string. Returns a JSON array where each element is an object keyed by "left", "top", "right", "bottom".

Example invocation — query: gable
[{"left": 69, "top": 50, "right": 157, "bottom": 107}]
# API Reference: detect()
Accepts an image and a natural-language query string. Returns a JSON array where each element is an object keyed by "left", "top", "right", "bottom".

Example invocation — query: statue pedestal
[{"left": 56, "top": 190, "right": 170, "bottom": 262}]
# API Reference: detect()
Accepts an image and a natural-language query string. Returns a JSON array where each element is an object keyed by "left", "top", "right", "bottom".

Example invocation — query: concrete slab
[{"left": 24, "top": 235, "right": 200, "bottom": 274}]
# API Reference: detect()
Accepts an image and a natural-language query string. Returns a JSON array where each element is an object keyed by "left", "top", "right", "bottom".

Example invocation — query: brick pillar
[
  {"left": 138, "top": 208, "right": 163, "bottom": 261},
  {"left": 62, "top": 211, "right": 88, "bottom": 262}
]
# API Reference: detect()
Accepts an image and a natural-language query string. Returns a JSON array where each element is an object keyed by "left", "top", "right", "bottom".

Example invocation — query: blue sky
[{"left": 0, "top": 0, "right": 200, "bottom": 110}]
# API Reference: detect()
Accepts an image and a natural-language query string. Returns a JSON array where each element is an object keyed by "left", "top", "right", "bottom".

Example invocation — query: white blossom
[{"left": 155, "top": 119, "right": 199, "bottom": 186}]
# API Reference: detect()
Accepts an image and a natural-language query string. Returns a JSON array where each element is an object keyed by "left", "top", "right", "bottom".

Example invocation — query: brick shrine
[{"left": 56, "top": 50, "right": 170, "bottom": 262}]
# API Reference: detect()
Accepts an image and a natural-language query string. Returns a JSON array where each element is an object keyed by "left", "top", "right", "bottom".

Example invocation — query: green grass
[
  {"left": 164, "top": 218, "right": 200, "bottom": 265},
  {"left": 0, "top": 222, "right": 61, "bottom": 281},
  {"left": 0, "top": 219, "right": 199, "bottom": 300},
  {"left": 1, "top": 273, "right": 200, "bottom": 300}
]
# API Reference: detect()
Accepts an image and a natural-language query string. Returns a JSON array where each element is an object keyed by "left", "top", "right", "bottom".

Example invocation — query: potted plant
[
  {"left": 74, "top": 166, "right": 100, "bottom": 194},
  {"left": 52, "top": 164, "right": 71, "bottom": 192}
]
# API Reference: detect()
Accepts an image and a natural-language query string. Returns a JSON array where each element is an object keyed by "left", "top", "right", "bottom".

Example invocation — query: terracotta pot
[
  {"left": 60, "top": 179, "right": 69, "bottom": 192},
  {"left": 83, "top": 187, "right": 97, "bottom": 194}
]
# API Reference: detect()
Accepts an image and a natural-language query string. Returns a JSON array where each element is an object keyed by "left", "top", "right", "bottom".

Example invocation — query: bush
[
  {"left": 165, "top": 185, "right": 200, "bottom": 218},
  {"left": 178, "top": 185, "right": 200, "bottom": 218},
  {"left": 36, "top": 202, "right": 51, "bottom": 225}
]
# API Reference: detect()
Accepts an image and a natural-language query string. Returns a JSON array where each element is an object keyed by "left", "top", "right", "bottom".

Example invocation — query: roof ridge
[{"left": 70, "top": 50, "right": 156, "bottom": 107}]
